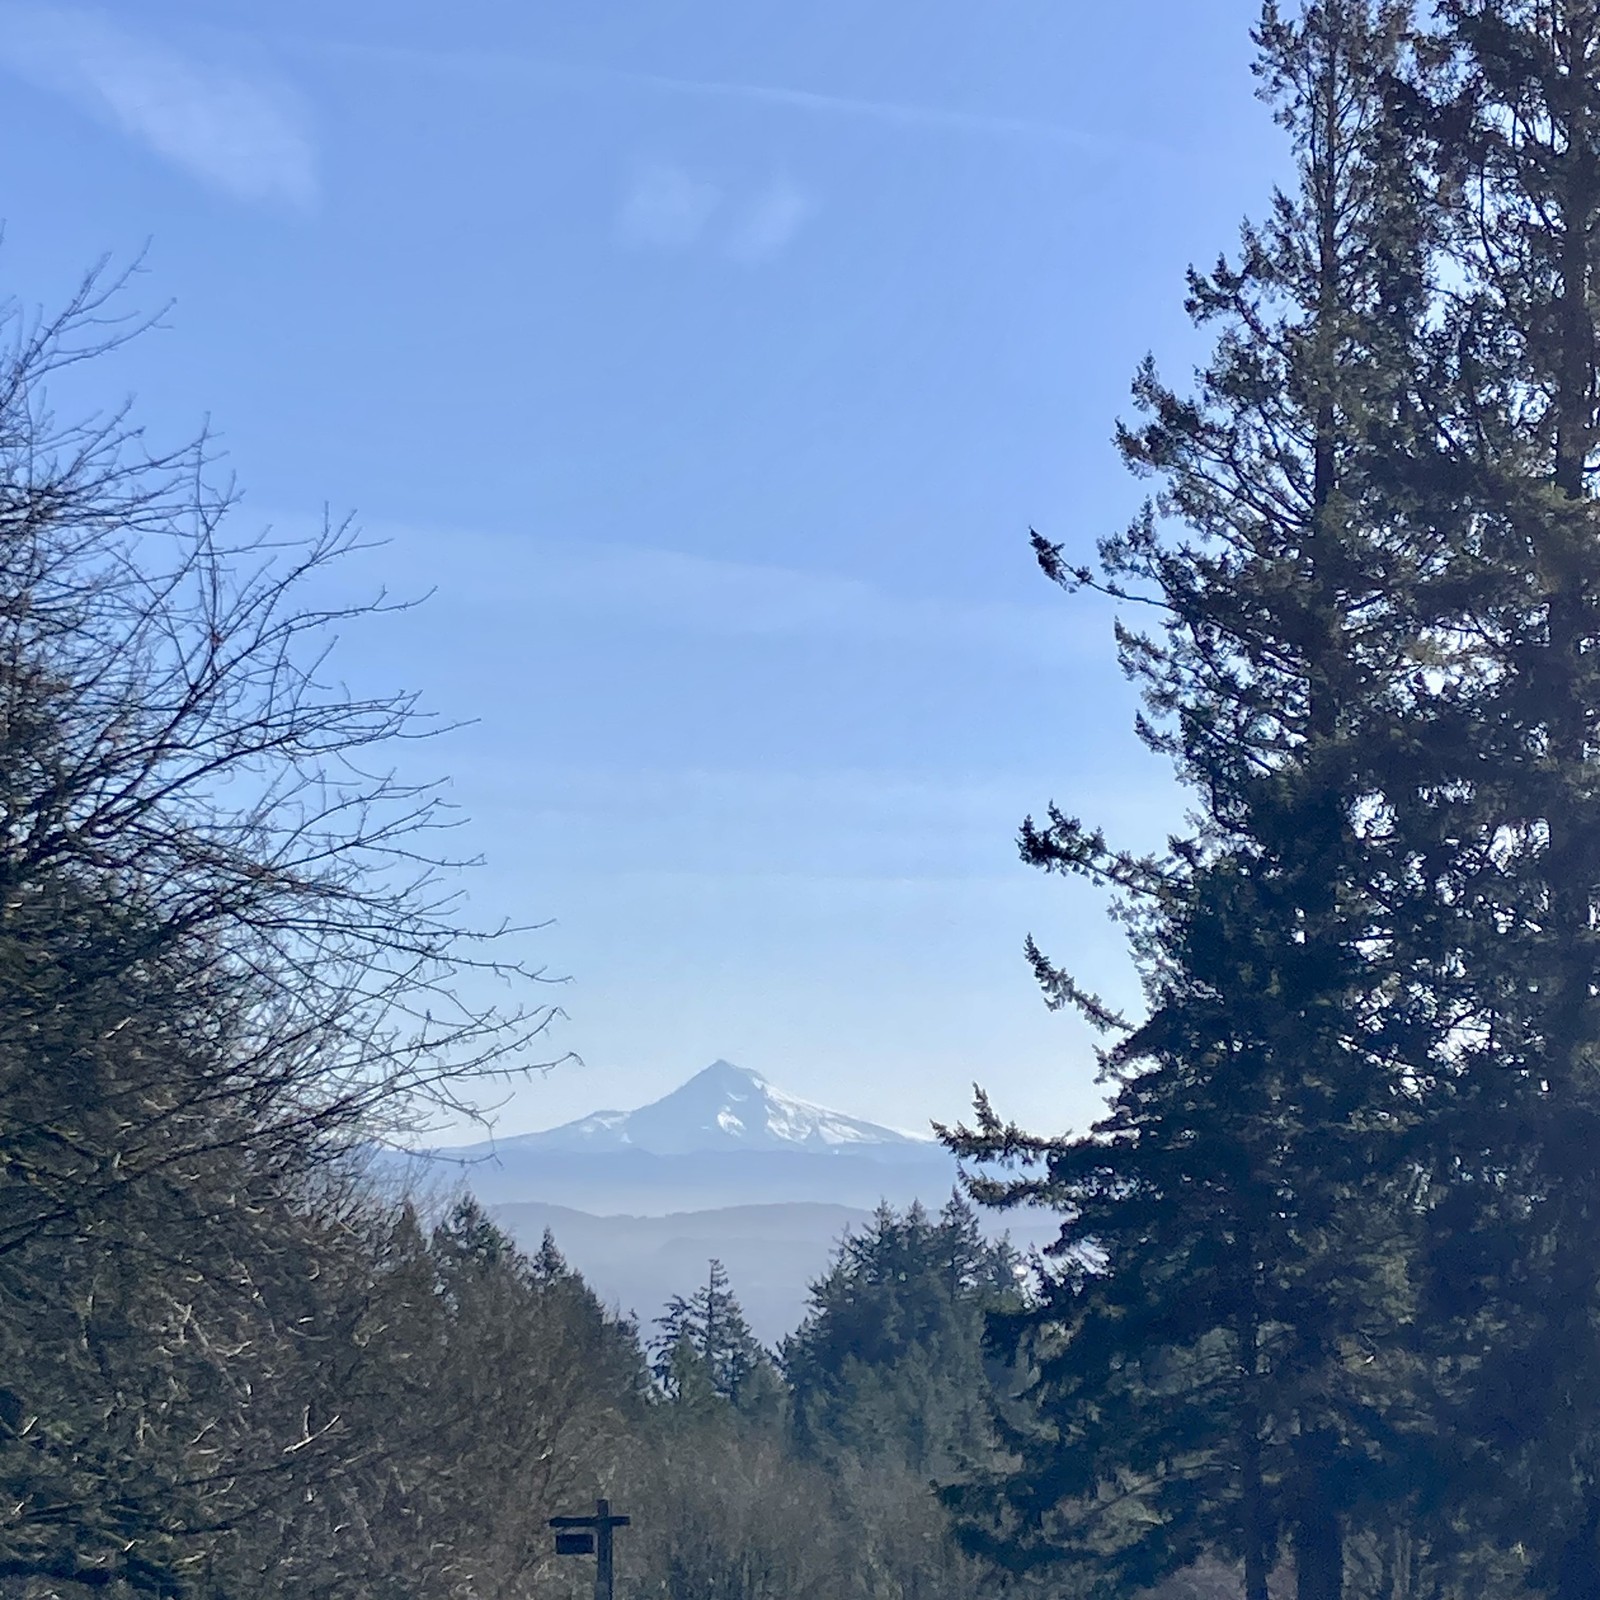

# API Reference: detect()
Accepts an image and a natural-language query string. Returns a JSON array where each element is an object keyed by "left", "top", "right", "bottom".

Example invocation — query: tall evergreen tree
[
  {"left": 1395, "top": 6, "right": 1600, "bottom": 1592},
  {"left": 945, "top": 7, "right": 1448, "bottom": 1599},
  {"left": 651, "top": 1259, "right": 771, "bottom": 1407}
]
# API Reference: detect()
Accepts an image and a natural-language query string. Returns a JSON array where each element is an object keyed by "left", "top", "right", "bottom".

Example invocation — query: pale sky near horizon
[{"left": 0, "top": 1, "right": 1281, "bottom": 1144}]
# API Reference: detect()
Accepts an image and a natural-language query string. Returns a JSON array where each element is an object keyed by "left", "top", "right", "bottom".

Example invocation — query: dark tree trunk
[
  {"left": 1552, "top": 1486, "right": 1600, "bottom": 1600},
  {"left": 1545, "top": 25, "right": 1600, "bottom": 1600},
  {"left": 1294, "top": 1430, "right": 1343, "bottom": 1600},
  {"left": 1243, "top": 1419, "right": 1271, "bottom": 1600},
  {"left": 1239, "top": 1306, "right": 1271, "bottom": 1600}
]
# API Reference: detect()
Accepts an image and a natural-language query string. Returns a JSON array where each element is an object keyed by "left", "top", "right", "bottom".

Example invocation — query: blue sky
[{"left": 0, "top": 0, "right": 1282, "bottom": 1141}]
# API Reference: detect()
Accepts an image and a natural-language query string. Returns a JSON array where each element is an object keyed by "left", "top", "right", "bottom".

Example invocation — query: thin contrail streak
[
  {"left": 280, "top": 32, "right": 1126, "bottom": 154},
  {"left": 617, "top": 67, "right": 1109, "bottom": 149}
]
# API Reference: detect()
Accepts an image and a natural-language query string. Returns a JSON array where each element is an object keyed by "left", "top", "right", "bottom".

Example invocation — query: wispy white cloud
[
  {"left": 616, "top": 161, "right": 722, "bottom": 250},
  {"left": 726, "top": 179, "right": 818, "bottom": 263},
  {"left": 0, "top": 4, "right": 315, "bottom": 206},
  {"left": 616, "top": 165, "right": 818, "bottom": 263}
]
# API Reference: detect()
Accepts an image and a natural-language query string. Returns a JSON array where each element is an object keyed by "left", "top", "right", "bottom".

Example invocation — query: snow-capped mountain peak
[{"left": 483, "top": 1060, "right": 934, "bottom": 1158}]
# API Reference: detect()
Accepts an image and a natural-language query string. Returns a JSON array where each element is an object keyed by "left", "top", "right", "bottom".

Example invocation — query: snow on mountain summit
[{"left": 496, "top": 1060, "right": 935, "bottom": 1157}]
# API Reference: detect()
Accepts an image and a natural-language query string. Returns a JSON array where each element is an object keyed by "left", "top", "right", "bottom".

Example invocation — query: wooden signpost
[{"left": 551, "top": 1498, "right": 631, "bottom": 1600}]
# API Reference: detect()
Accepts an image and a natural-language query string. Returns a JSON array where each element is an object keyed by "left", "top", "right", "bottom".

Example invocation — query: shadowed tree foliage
[
  {"left": 1386, "top": 5, "right": 1600, "bottom": 1593},
  {"left": 783, "top": 1195, "right": 1022, "bottom": 1480}
]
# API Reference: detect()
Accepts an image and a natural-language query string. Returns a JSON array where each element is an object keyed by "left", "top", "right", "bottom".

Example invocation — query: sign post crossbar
[{"left": 550, "top": 1498, "right": 631, "bottom": 1600}]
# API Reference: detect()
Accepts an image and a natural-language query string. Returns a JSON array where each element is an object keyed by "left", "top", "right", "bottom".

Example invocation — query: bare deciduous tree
[{"left": 0, "top": 261, "right": 562, "bottom": 1593}]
